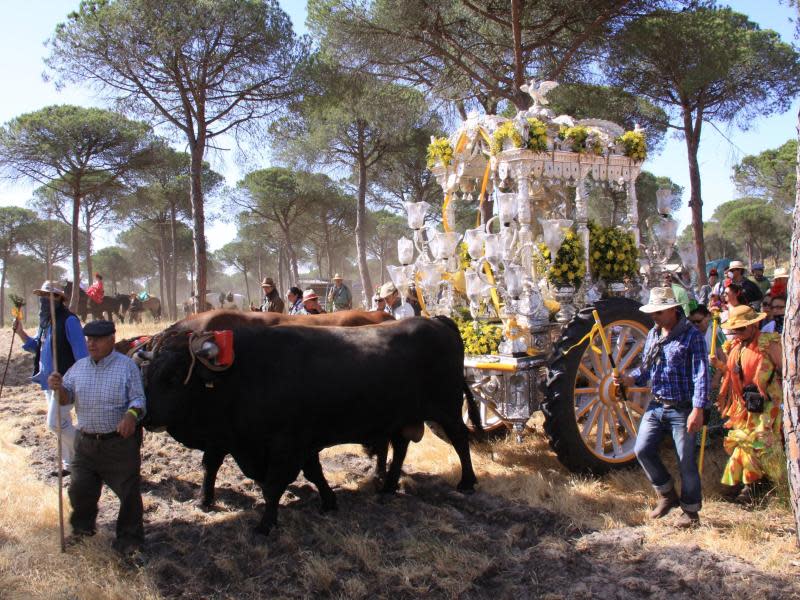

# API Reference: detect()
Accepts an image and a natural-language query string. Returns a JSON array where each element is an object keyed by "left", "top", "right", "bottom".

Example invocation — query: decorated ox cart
[{"left": 386, "top": 81, "right": 682, "bottom": 474}]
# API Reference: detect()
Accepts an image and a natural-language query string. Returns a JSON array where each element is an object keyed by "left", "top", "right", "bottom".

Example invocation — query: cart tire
[{"left": 543, "top": 297, "right": 653, "bottom": 474}]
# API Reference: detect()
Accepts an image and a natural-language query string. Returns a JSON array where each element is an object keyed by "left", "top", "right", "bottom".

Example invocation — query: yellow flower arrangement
[
  {"left": 617, "top": 130, "right": 647, "bottom": 161},
  {"left": 456, "top": 319, "right": 503, "bottom": 356},
  {"left": 490, "top": 121, "right": 524, "bottom": 155},
  {"left": 588, "top": 221, "right": 639, "bottom": 281},
  {"left": 538, "top": 230, "right": 586, "bottom": 288},
  {"left": 526, "top": 118, "right": 548, "bottom": 152},
  {"left": 426, "top": 136, "right": 454, "bottom": 168}
]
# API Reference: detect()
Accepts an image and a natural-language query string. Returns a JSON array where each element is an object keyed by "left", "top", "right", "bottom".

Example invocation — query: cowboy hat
[
  {"left": 639, "top": 286, "right": 681, "bottom": 313},
  {"left": 728, "top": 260, "right": 746, "bottom": 271},
  {"left": 33, "top": 281, "right": 65, "bottom": 297},
  {"left": 379, "top": 282, "right": 397, "bottom": 299},
  {"left": 721, "top": 304, "right": 767, "bottom": 330},
  {"left": 261, "top": 277, "right": 275, "bottom": 287},
  {"left": 302, "top": 289, "right": 318, "bottom": 302},
  {"left": 333, "top": 273, "right": 343, "bottom": 280},
  {"left": 773, "top": 267, "right": 788, "bottom": 280}
]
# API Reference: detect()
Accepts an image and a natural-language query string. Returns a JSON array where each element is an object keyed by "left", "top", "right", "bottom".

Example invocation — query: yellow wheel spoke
[
  {"left": 618, "top": 338, "right": 645, "bottom": 372},
  {"left": 595, "top": 408, "right": 606, "bottom": 455},
  {"left": 608, "top": 407, "right": 624, "bottom": 455},
  {"left": 578, "top": 362, "right": 600, "bottom": 384},
  {"left": 575, "top": 387, "right": 598, "bottom": 395},
  {"left": 626, "top": 386, "right": 649, "bottom": 394},
  {"left": 582, "top": 402, "right": 602, "bottom": 438},
  {"left": 613, "top": 402, "right": 638, "bottom": 439},
  {"left": 576, "top": 396, "right": 600, "bottom": 419}
]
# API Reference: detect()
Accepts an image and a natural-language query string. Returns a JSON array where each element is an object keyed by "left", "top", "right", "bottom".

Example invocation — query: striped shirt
[
  {"left": 62, "top": 351, "right": 146, "bottom": 434},
  {"left": 629, "top": 323, "right": 710, "bottom": 409}
]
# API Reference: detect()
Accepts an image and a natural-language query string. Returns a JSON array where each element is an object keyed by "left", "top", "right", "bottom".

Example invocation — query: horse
[
  {"left": 128, "top": 294, "right": 162, "bottom": 324},
  {"left": 62, "top": 281, "right": 131, "bottom": 323}
]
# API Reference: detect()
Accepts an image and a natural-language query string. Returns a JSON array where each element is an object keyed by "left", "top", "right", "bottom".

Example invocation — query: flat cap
[{"left": 83, "top": 320, "right": 116, "bottom": 337}]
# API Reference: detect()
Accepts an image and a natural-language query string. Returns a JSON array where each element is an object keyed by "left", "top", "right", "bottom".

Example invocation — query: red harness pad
[{"left": 212, "top": 330, "right": 234, "bottom": 366}]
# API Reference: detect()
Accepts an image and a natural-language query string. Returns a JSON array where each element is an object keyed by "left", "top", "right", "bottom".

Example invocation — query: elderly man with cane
[
  {"left": 14, "top": 281, "right": 87, "bottom": 477},
  {"left": 48, "top": 320, "right": 147, "bottom": 557},
  {"left": 614, "top": 287, "right": 709, "bottom": 528}
]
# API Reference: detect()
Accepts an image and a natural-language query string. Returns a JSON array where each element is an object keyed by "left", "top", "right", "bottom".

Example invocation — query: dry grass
[{"left": 0, "top": 420, "right": 161, "bottom": 600}]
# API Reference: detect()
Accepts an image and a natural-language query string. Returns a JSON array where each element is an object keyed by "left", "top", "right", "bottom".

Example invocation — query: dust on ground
[{"left": 0, "top": 329, "right": 798, "bottom": 599}]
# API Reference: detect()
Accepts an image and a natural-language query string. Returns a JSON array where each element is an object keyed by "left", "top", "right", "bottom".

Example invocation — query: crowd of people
[{"left": 617, "top": 259, "right": 788, "bottom": 528}]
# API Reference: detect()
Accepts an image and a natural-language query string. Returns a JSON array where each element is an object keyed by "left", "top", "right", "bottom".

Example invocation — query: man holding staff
[
  {"left": 14, "top": 281, "right": 87, "bottom": 476},
  {"left": 614, "top": 287, "right": 709, "bottom": 528},
  {"left": 48, "top": 320, "right": 147, "bottom": 556}
]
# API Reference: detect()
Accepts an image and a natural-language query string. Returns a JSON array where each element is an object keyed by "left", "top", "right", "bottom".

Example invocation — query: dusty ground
[{"left": 1, "top": 327, "right": 799, "bottom": 599}]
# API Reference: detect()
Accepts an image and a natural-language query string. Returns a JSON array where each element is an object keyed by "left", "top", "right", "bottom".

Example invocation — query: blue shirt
[
  {"left": 629, "top": 323, "right": 710, "bottom": 409},
  {"left": 22, "top": 316, "right": 88, "bottom": 390},
  {"left": 61, "top": 351, "right": 146, "bottom": 434}
]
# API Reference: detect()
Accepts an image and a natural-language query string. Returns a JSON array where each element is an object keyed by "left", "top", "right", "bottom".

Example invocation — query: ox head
[{"left": 137, "top": 332, "right": 228, "bottom": 432}]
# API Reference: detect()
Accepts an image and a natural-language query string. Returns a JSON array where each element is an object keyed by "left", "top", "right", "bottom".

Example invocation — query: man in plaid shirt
[
  {"left": 49, "top": 319, "right": 146, "bottom": 556},
  {"left": 615, "top": 286, "right": 709, "bottom": 528}
]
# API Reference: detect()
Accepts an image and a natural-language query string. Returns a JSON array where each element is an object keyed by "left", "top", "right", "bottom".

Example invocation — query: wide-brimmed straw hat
[
  {"left": 728, "top": 260, "right": 746, "bottom": 271},
  {"left": 261, "top": 277, "right": 275, "bottom": 287},
  {"left": 639, "top": 286, "right": 681, "bottom": 313},
  {"left": 773, "top": 267, "right": 788, "bottom": 280},
  {"left": 379, "top": 282, "right": 397, "bottom": 299},
  {"left": 33, "top": 281, "right": 65, "bottom": 297},
  {"left": 302, "top": 289, "right": 318, "bottom": 302},
  {"left": 333, "top": 273, "right": 343, "bottom": 280},
  {"left": 721, "top": 304, "right": 766, "bottom": 330}
]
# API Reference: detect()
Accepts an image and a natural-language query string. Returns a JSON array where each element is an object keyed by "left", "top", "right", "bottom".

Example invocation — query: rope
[{"left": 182, "top": 331, "right": 232, "bottom": 385}]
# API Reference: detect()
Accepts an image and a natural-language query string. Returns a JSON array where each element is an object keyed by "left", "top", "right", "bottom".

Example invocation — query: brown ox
[{"left": 122, "top": 308, "right": 396, "bottom": 508}]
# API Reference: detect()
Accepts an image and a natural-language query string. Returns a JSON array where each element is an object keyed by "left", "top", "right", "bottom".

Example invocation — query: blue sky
[{"left": 0, "top": 1, "right": 797, "bottom": 251}]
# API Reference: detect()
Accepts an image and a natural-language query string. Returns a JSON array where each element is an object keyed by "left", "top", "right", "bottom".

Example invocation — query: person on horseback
[{"left": 86, "top": 273, "right": 104, "bottom": 305}]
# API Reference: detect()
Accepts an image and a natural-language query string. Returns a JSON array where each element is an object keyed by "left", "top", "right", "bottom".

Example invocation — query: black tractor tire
[{"left": 543, "top": 297, "right": 653, "bottom": 475}]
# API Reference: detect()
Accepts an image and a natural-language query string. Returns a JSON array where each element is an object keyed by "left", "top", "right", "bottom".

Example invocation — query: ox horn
[
  {"left": 196, "top": 341, "right": 219, "bottom": 360},
  {"left": 135, "top": 349, "right": 154, "bottom": 363}
]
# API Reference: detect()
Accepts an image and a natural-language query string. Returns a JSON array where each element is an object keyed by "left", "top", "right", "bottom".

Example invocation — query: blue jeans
[{"left": 634, "top": 403, "right": 702, "bottom": 512}]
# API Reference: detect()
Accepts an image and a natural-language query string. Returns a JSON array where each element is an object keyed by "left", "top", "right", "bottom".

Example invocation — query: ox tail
[{"left": 464, "top": 381, "right": 485, "bottom": 441}]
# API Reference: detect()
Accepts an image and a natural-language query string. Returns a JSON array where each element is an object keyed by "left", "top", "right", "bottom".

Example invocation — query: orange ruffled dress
[{"left": 717, "top": 332, "right": 783, "bottom": 486}]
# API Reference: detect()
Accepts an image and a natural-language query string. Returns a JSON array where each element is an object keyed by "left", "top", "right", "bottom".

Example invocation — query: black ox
[{"left": 141, "top": 316, "right": 482, "bottom": 535}]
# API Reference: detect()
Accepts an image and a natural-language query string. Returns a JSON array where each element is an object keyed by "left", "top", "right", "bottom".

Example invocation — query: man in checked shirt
[
  {"left": 48, "top": 319, "right": 147, "bottom": 555},
  {"left": 614, "top": 287, "right": 709, "bottom": 528}
]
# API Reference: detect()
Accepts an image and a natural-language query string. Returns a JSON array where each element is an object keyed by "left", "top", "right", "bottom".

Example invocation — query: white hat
[
  {"left": 33, "top": 281, "right": 65, "bottom": 297},
  {"left": 379, "top": 282, "right": 397, "bottom": 298},
  {"left": 639, "top": 286, "right": 681, "bottom": 314},
  {"left": 663, "top": 264, "right": 683, "bottom": 273},
  {"left": 333, "top": 273, "right": 343, "bottom": 280},
  {"left": 302, "top": 289, "right": 318, "bottom": 302},
  {"left": 728, "top": 260, "right": 746, "bottom": 271},
  {"left": 773, "top": 267, "right": 788, "bottom": 280}
]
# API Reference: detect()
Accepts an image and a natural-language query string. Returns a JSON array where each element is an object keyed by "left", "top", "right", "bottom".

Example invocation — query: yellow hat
[{"left": 721, "top": 304, "right": 766, "bottom": 330}]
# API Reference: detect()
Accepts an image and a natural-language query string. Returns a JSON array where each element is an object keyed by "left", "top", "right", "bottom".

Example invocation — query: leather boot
[
  {"left": 648, "top": 488, "right": 679, "bottom": 519},
  {"left": 675, "top": 510, "right": 700, "bottom": 528},
  {"left": 720, "top": 483, "right": 743, "bottom": 502}
]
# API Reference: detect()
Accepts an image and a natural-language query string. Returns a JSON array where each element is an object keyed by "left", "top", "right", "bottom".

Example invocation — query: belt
[
  {"left": 652, "top": 395, "right": 690, "bottom": 409},
  {"left": 79, "top": 430, "right": 120, "bottom": 440}
]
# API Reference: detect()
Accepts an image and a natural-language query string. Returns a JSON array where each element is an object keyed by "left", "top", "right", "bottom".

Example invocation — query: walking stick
[
  {"left": 592, "top": 309, "right": 637, "bottom": 436},
  {"left": 0, "top": 296, "right": 26, "bottom": 401}
]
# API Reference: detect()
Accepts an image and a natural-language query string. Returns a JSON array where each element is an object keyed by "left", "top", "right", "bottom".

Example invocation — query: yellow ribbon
[
  {"left": 11, "top": 306, "right": 23, "bottom": 320},
  {"left": 561, "top": 323, "right": 602, "bottom": 356},
  {"left": 482, "top": 261, "right": 502, "bottom": 318},
  {"left": 414, "top": 271, "right": 428, "bottom": 317}
]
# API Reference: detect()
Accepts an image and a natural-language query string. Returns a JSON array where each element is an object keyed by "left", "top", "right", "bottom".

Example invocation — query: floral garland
[
  {"left": 538, "top": 230, "right": 586, "bottom": 288},
  {"left": 490, "top": 121, "right": 523, "bottom": 155},
  {"left": 527, "top": 118, "right": 548, "bottom": 152},
  {"left": 588, "top": 221, "right": 639, "bottom": 281},
  {"left": 558, "top": 125, "right": 604, "bottom": 155},
  {"left": 426, "top": 137, "right": 454, "bottom": 168},
  {"left": 617, "top": 130, "right": 646, "bottom": 161},
  {"left": 457, "top": 319, "right": 503, "bottom": 356}
]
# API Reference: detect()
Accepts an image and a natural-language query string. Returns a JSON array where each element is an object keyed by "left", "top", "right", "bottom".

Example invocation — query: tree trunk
[
  {"left": 243, "top": 266, "right": 251, "bottom": 305},
  {"left": 188, "top": 140, "right": 208, "bottom": 312},
  {"left": 169, "top": 205, "right": 179, "bottom": 320},
  {"left": 355, "top": 142, "right": 373, "bottom": 298},
  {"left": 782, "top": 109, "right": 800, "bottom": 547},
  {"left": 158, "top": 227, "right": 168, "bottom": 317},
  {"left": 683, "top": 110, "right": 708, "bottom": 286},
  {"left": 0, "top": 249, "right": 7, "bottom": 328},
  {"left": 284, "top": 231, "right": 300, "bottom": 284},
  {"left": 510, "top": 0, "right": 527, "bottom": 110},
  {"left": 69, "top": 194, "right": 82, "bottom": 312},
  {"left": 84, "top": 206, "right": 93, "bottom": 281}
]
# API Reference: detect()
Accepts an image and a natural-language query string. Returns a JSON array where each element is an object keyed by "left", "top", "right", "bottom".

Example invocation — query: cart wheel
[
  {"left": 428, "top": 387, "right": 509, "bottom": 443},
  {"left": 543, "top": 298, "right": 653, "bottom": 474}
]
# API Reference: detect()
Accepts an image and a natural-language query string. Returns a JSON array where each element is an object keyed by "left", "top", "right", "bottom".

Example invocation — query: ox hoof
[
  {"left": 378, "top": 482, "right": 399, "bottom": 495},
  {"left": 456, "top": 483, "right": 477, "bottom": 495},
  {"left": 198, "top": 500, "right": 217, "bottom": 512},
  {"left": 252, "top": 524, "right": 273, "bottom": 539},
  {"left": 320, "top": 500, "right": 338, "bottom": 514}
]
